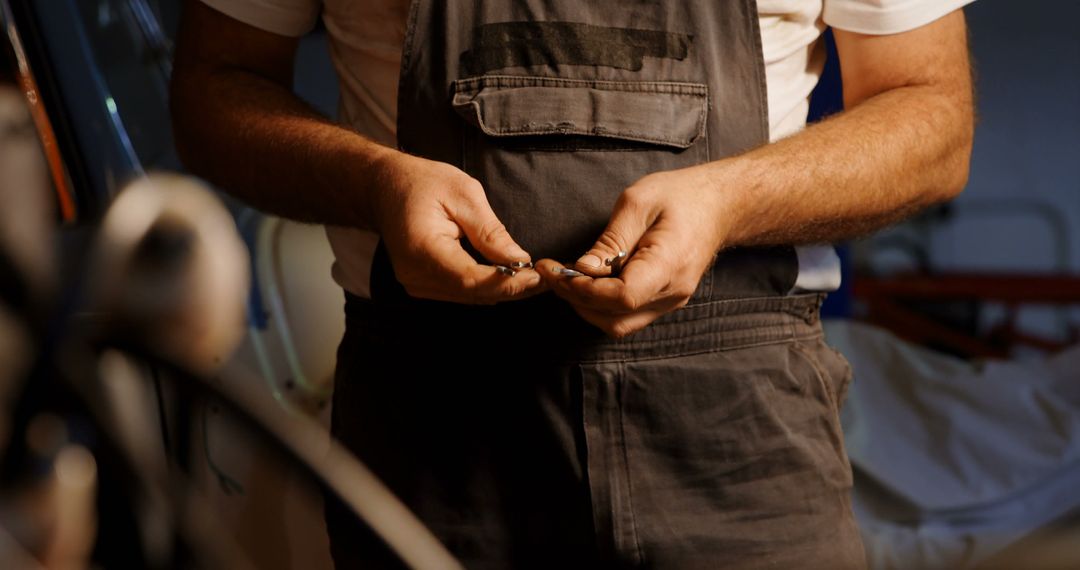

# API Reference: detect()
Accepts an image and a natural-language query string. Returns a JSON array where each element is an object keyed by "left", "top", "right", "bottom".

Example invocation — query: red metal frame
[{"left": 854, "top": 273, "right": 1080, "bottom": 358}]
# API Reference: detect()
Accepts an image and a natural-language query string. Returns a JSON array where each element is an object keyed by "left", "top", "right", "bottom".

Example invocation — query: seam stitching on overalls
[
  {"left": 612, "top": 318, "right": 815, "bottom": 347},
  {"left": 454, "top": 74, "right": 709, "bottom": 93},
  {"left": 790, "top": 341, "right": 841, "bottom": 416},
  {"left": 457, "top": 102, "right": 705, "bottom": 147},
  {"left": 615, "top": 360, "right": 645, "bottom": 564},
  {"left": 682, "top": 292, "right": 823, "bottom": 311},
  {"left": 743, "top": 0, "right": 771, "bottom": 143},
  {"left": 450, "top": 76, "right": 709, "bottom": 146},
  {"left": 578, "top": 331, "right": 824, "bottom": 365},
  {"left": 394, "top": 0, "right": 423, "bottom": 153},
  {"left": 578, "top": 363, "right": 605, "bottom": 552}
]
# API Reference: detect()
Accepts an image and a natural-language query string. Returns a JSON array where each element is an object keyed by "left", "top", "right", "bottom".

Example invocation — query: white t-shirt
[{"left": 200, "top": 0, "right": 973, "bottom": 298}]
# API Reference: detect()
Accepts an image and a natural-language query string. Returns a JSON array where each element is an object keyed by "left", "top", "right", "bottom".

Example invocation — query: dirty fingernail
[
  {"left": 576, "top": 254, "right": 602, "bottom": 269},
  {"left": 495, "top": 265, "right": 517, "bottom": 277}
]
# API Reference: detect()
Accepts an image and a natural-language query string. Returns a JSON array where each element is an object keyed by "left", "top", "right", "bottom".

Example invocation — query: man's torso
[{"left": 317, "top": 0, "right": 840, "bottom": 298}]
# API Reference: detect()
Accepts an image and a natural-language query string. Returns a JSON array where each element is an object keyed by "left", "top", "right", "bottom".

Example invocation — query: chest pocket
[{"left": 451, "top": 75, "right": 709, "bottom": 263}]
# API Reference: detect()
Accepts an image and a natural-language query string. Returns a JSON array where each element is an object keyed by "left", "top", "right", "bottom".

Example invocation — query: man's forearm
[
  {"left": 545, "top": 71, "right": 974, "bottom": 337},
  {"left": 708, "top": 81, "right": 973, "bottom": 249},
  {"left": 703, "top": 11, "right": 974, "bottom": 251},
  {"left": 170, "top": 64, "right": 393, "bottom": 230}
]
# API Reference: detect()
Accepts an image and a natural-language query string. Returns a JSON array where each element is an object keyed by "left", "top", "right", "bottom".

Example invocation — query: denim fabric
[{"left": 325, "top": 293, "right": 866, "bottom": 569}]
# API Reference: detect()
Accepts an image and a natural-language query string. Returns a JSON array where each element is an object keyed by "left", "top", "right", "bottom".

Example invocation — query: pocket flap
[{"left": 451, "top": 75, "right": 708, "bottom": 149}]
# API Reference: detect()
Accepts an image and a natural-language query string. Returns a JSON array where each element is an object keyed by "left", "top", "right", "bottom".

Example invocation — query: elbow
[
  {"left": 937, "top": 148, "right": 971, "bottom": 204},
  {"left": 945, "top": 133, "right": 974, "bottom": 202},
  {"left": 933, "top": 112, "right": 975, "bottom": 204}
]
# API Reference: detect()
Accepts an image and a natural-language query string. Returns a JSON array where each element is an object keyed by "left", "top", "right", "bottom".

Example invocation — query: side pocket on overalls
[{"left": 788, "top": 337, "right": 856, "bottom": 489}]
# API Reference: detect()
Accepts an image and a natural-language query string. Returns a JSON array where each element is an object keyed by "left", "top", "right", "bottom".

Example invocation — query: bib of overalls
[{"left": 375, "top": 0, "right": 799, "bottom": 304}]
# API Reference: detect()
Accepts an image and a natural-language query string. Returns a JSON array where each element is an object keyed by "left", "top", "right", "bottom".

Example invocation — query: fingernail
[
  {"left": 553, "top": 267, "right": 585, "bottom": 278},
  {"left": 510, "top": 261, "right": 534, "bottom": 269},
  {"left": 576, "top": 254, "right": 602, "bottom": 269},
  {"left": 495, "top": 265, "right": 517, "bottom": 277}
]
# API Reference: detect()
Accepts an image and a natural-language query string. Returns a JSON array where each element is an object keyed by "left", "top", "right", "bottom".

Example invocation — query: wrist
[
  {"left": 344, "top": 142, "right": 406, "bottom": 233},
  {"left": 698, "top": 157, "right": 757, "bottom": 250}
]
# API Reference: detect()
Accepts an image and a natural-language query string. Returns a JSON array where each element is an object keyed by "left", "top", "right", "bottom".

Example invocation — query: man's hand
[
  {"left": 172, "top": 1, "right": 543, "bottom": 305},
  {"left": 372, "top": 152, "right": 546, "bottom": 304},
  {"left": 539, "top": 10, "right": 973, "bottom": 338},
  {"left": 536, "top": 165, "right": 727, "bottom": 338}
]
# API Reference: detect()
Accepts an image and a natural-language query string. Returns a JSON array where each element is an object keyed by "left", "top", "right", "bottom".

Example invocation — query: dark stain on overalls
[{"left": 326, "top": 1, "right": 867, "bottom": 568}]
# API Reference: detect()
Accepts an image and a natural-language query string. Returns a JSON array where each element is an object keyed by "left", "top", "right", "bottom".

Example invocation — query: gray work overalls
[{"left": 327, "top": 1, "right": 866, "bottom": 568}]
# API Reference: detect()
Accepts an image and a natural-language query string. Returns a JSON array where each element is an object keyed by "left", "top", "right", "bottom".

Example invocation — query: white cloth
[
  {"left": 824, "top": 319, "right": 1080, "bottom": 569},
  {"left": 200, "top": 0, "right": 973, "bottom": 298}
]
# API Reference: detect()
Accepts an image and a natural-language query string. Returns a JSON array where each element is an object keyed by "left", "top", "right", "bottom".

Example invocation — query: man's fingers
[
  {"left": 567, "top": 251, "right": 673, "bottom": 313},
  {"left": 535, "top": 259, "right": 585, "bottom": 285},
  {"left": 539, "top": 256, "right": 690, "bottom": 337},
  {"left": 459, "top": 264, "right": 547, "bottom": 304},
  {"left": 539, "top": 251, "right": 673, "bottom": 314},
  {"left": 574, "top": 194, "right": 652, "bottom": 277},
  {"left": 452, "top": 184, "right": 532, "bottom": 266},
  {"left": 411, "top": 238, "right": 546, "bottom": 304}
]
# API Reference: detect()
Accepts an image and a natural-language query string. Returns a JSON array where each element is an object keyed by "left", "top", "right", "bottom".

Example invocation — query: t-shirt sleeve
[
  {"left": 198, "top": 0, "right": 320, "bottom": 37},
  {"left": 824, "top": 0, "right": 976, "bottom": 35}
]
